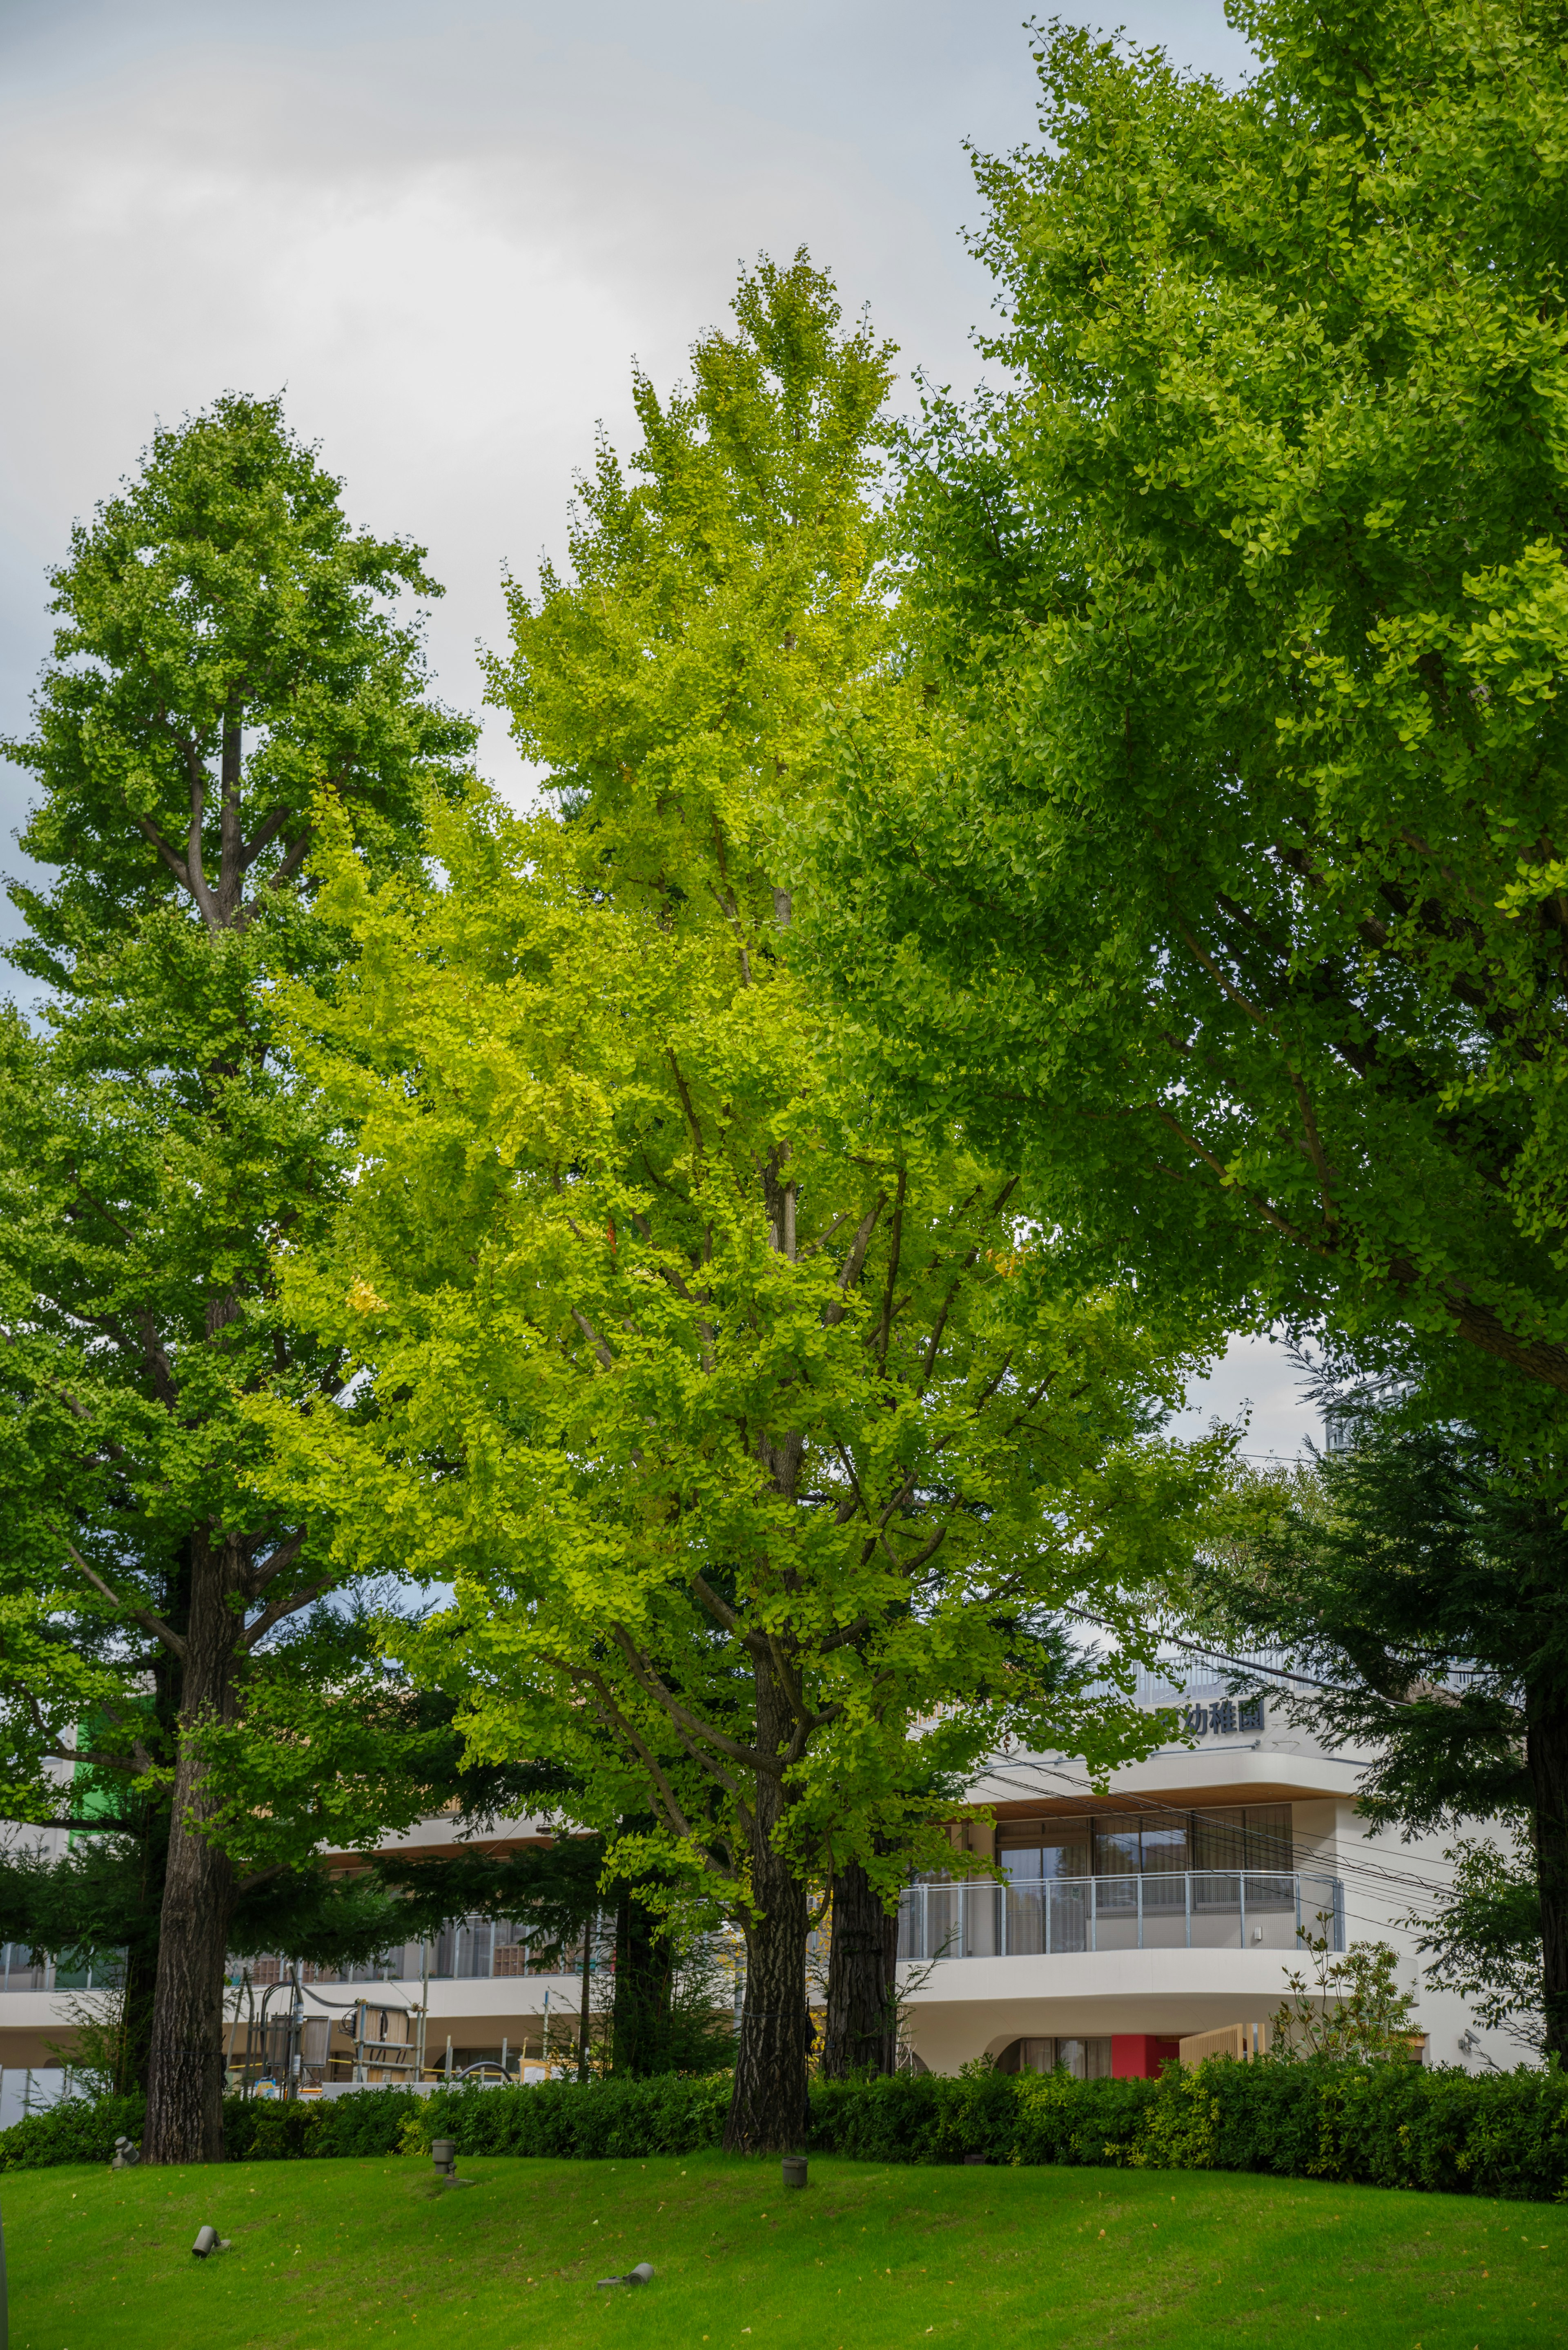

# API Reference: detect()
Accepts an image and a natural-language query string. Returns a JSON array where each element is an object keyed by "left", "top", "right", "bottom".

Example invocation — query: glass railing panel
[
  {"left": 1093, "top": 1873, "right": 1140, "bottom": 1952},
  {"left": 1242, "top": 1873, "right": 1297, "bottom": 1949},
  {"left": 1298, "top": 1875, "right": 1345, "bottom": 1952},
  {"left": 1047, "top": 1881, "right": 1089, "bottom": 1955},
  {"left": 896, "top": 1871, "right": 1343, "bottom": 1962},
  {"left": 1005, "top": 1886, "right": 1046, "bottom": 1956},
  {"left": 896, "top": 1888, "right": 922, "bottom": 1962},
  {"left": 963, "top": 1882, "right": 1002, "bottom": 1957},
  {"left": 1138, "top": 1870, "right": 1189, "bottom": 1950},
  {"left": 1188, "top": 1871, "right": 1243, "bottom": 1948}
]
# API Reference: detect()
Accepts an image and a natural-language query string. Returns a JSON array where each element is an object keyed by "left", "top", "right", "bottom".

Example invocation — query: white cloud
[{"left": 1175, "top": 1333, "right": 1323, "bottom": 1462}]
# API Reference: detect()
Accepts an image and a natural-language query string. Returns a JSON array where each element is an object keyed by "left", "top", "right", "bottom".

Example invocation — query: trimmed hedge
[
  {"left": 811, "top": 2062, "right": 1568, "bottom": 2203},
  {"left": 0, "top": 2091, "right": 147, "bottom": 2173},
  {"left": 4, "top": 2060, "right": 1566, "bottom": 2203}
]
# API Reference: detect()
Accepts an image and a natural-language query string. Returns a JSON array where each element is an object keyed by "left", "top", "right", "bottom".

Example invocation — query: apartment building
[
  {"left": 0, "top": 1667, "right": 1519, "bottom": 2114},
  {"left": 895, "top": 1670, "right": 1502, "bottom": 2079}
]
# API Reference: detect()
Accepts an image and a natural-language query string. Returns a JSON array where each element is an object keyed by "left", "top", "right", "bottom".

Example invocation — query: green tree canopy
[
  {"left": 256, "top": 259, "right": 1225, "bottom": 2152},
  {"left": 807, "top": 3, "right": 1568, "bottom": 1447},
  {"left": 0, "top": 392, "right": 475, "bottom": 2161},
  {"left": 1194, "top": 1411, "right": 1565, "bottom": 2056}
]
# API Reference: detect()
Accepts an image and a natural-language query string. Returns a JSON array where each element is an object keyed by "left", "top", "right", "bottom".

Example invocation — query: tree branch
[
  {"left": 241, "top": 1574, "right": 339, "bottom": 1651},
  {"left": 609, "top": 1628, "right": 768, "bottom": 1776},
  {"left": 245, "top": 1532, "right": 308, "bottom": 1597},
  {"left": 570, "top": 1309, "right": 615, "bottom": 1371},
  {"left": 57, "top": 1537, "right": 187, "bottom": 1660},
  {"left": 822, "top": 1194, "right": 885, "bottom": 1327},
  {"left": 1152, "top": 1109, "right": 1331, "bottom": 1255}
]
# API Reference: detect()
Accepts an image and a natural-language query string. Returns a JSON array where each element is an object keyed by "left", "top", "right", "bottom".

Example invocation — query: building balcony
[{"left": 898, "top": 1870, "right": 1345, "bottom": 1963}]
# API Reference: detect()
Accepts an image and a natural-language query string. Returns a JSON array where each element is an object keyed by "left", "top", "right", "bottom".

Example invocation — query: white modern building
[
  {"left": 0, "top": 1667, "right": 1523, "bottom": 2112},
  {"left": 896, "top": 1670, "right": 1508, "bottom": 2080}
]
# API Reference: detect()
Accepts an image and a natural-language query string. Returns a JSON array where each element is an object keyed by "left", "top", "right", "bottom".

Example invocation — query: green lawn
[{"left": 5, "top": 2151, "right": 1562, "bottom": 2350}]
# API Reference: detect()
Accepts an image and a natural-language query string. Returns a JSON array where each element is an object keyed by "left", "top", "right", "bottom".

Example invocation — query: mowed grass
[{"left": 6, "top": 2151, "right": 1564, "bottom": 2350}]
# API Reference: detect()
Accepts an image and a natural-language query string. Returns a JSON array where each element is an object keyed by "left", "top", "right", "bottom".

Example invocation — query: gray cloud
[
  {"left": 2, "top": 1, "right": 1310, "bottom": 1443},
  {"left": 1, "top": 0, "right": 1251, "bottom": 817}
]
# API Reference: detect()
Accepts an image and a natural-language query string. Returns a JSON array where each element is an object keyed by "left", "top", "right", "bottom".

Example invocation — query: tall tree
[
  {"left": 258, "top": 258, "right": 1223, "bottom": 2151},
  {"left": 1194, "top": 1409, "right": 1567, "bottom": 2055},
  {"left": 807, "top": 3, "right": 1568, "bottom": 1445},
  {"left": 0, "top": 392, "right": 474, "bottom": 2162},
  {"left": 821, "top": 1856, "right": 900, "bottom": 2078}
]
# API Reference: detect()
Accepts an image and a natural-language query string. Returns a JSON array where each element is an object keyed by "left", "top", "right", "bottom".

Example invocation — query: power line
[{"left": 969, "top": 1752, "right": 1471, "bottom": 1929}]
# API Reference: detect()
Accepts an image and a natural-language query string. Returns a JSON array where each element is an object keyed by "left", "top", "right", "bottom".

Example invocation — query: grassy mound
[{"left": 5, "top": 2150, "right": 1564, "bottom": 2349}]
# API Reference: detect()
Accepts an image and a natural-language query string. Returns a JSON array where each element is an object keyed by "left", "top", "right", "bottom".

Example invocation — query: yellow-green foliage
[{"left": 244, "top": 258, "right": 1227, "bottom": 1949}]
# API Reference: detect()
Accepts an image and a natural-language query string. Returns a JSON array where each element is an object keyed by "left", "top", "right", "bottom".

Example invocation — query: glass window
[
  {"left": 997, "top": 1819, "right": 1091, "bottom": 1880},
  {"left": 1055, "top": 2037, "right": 1114, "bottom": 2080},
  {"left": 1191, "top": 1806, "right": 1247, "bottom": 1871},
  {"left": 1245, "top": 1805, "right": 1293, "bottom": 1871},
  {"left": 1138, "top": 1813, "right": 1190, "bottom": 1874},
  {"left": 998, "top": 2036, "right": 1114, "bottom": 2079},
  {"left": 1092, "top": 1817, "right": 1141, "bottom": 1877}
]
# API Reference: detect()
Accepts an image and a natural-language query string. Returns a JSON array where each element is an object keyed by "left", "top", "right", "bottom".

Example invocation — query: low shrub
[
  {"left": 221, "top": 2087, "right": 423, "bottom": 2163},
  {"left": 2, "top": 2058, "right": 1564, "bottom": 2201},
  {"left": 418, "top": 2072, "right": 733, "bottom": 2159},
  {"left": 0, "top": 2090, "right": 146, "bottom": 2172}
]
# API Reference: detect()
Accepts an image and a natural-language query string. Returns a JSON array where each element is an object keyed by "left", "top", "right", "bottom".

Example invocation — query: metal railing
[
  {"left": 223, "top": 1918, "right": 579, "bottom": 1993},
  {"left": 0, "top": 1944, "right": 124, "bottom": 1994},
  {"left": 898, "top": 1871, "right": 1345, "bottom": 1962}
]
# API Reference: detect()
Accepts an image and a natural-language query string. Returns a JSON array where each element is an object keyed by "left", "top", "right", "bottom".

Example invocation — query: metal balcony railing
[
  {"left": 0, "top": 1944, "right": 124, "bottom": 1994},
  {"left": 897, "top": 1871, "right": 1345, "bottom": 1962}
]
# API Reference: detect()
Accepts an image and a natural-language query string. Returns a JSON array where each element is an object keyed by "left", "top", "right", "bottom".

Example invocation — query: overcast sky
[{"left": 0, "top": 0, "right": 1316, "bottom": 1449}]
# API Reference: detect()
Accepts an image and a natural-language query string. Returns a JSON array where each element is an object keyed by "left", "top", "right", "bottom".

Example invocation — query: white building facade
[
  {"left": 896, "top": 1673, "right": 1506, "bottom": 2080},
  {"left": 0, "top": 1672, "right": 1521, "bottom": 2111}
]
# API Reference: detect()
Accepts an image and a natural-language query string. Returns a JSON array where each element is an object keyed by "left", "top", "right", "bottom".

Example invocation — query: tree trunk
[
  {"left": 577, "top": 1909, "right": 595, "bottom": 2080},
  {"left": 822, "top": 1858, "right": 899, "bottom": 2078},
  {"left": 120, "top": 1813, "right": 168, "bottom": 2098},
  {"left": 724, "top": 1657, "right": 811, "bottom": 2154},
  {"left": 612, "top": 1883, "right": 675, "bottom": 2077},
  {"left": 144, "top": 1546, "right": 239, "bottom": 2164},
  {"left": 1527, "top": 1692, "right": 1568, "bottom": 2062},
  {"left": 725, "top": 1855, "right": 811, "bottom": 2153}
]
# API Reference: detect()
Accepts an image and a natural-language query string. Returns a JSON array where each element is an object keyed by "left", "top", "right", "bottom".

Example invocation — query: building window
[
  {"left": 994, "top": 1803, "right": 1292, "bottom": 1882},
  {"left": 996, "top": 2036, "right": 1112, "bottom": 2079},
  {"left": 996, "top": 1818, "right": 1091, "bottom": 1881}
]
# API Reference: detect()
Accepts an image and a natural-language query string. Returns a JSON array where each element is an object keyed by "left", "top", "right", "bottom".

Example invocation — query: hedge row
[{"left": 5, "top": 2060, "right": 1566, "bottom": 2203}]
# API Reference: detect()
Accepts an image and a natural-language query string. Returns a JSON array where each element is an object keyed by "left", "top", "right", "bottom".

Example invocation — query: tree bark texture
[
  {"left": 143, "top": 1540, "right": 241, "bottom": 2164},
  {"left": 119, "top": 1812, "right": 169, "bottom": 2098},
  {"left": 1528, "top": 1693, "right": 1568, "bottom": 2062},
  {"left": 612, "top": 1884, "right": 676, "bottom": 2077},
  {"left": 822, "top": 1858, "right": 900, "bottom": 2078},
  {"left": 724, "top": 1658, "right": 811, "bottom": 2154}
]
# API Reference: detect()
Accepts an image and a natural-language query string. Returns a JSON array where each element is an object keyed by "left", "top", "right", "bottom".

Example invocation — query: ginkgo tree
[
  {"left": 0, "top": 393, "right": 475, "bottom": 2163},
  {"left": 258, "top": 259, "right": 1225, "bottom": 2149}
]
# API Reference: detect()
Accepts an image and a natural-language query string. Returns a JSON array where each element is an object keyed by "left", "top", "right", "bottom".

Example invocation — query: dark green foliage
[
  {"left": 0, "top": 2092, "right": 147, "bottom": 2172},
  {"left": 804, "top": 0, "right": 1568, "bottom": 1461},
  {"left": 1197, "top": 1417, "right": 1567, "bottom": 2053},
  {"left": 1422, "top": 1836, "right": 1545, "bottom": 2053},
  {"left": 811, "top": 2062, "right": 1568, "bottom": 2202},
  {"left": 368, "top": 1833, "right": 605, "bottom": 1957},
  {"left": 220, "top": 2087, "right": 426, "bottom": 2163},
  {"left": 418, "top": 2075, "right": 735, "bottom": 2160},
  {"left": 4, "top": 389, "right": 472, "bottom": 969},
  {"left": 6, "top": 2061, "right": 1566, "bottom": 2201},
  {"left": 0, "top": 388, "right": 478, "bottom": 2161}
]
